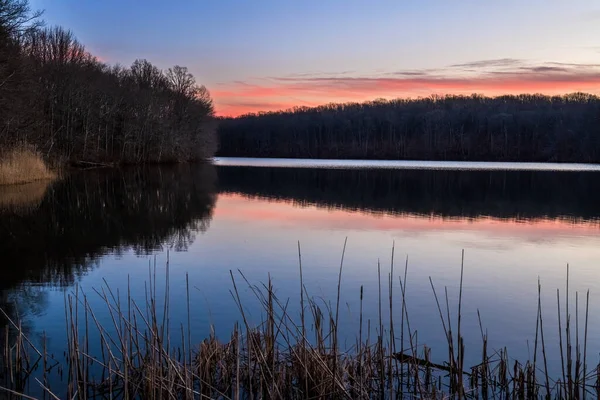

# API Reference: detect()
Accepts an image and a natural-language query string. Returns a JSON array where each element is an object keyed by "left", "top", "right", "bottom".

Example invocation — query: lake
[{"left": 2, "top": 158, "right": 600, "bottom": 396}]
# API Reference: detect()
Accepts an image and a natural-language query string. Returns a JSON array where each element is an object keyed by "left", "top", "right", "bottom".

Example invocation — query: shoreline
[{"left": 0, "top": 157, "right": 217, "bottom": 187}]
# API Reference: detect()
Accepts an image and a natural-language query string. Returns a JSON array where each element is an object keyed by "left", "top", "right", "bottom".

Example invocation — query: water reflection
[
  {"left": 217, "top": 166, "right": 600, "bottom": 222},
  {"left": 0, "top": 164, "right": 217, "bottom": 376},
  {"left": 0, "top": 180, "right": 52, "bottom": 211},
  {"left": 208, "top": 166, "right": 600, "bottom": 380},
  {"left": 3, "top": 164, "right": 596, "bottom": 295},
  {"left": 2, "top": 162, "right": 600, "bottom": 395},
  {"left": 0, "top": 164, "right": 216, "bottom": 289}
]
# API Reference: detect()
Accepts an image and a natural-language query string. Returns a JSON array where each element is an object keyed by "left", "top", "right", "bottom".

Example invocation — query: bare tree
[
  {"left": 0, "top": 0, "right": 42, "bottom": 37},
  {"left": 218, "top": 93, "right": 600, "bottom": 163},
  {"left": 0, "top": 0, "right": 217, "bottom": 164}
]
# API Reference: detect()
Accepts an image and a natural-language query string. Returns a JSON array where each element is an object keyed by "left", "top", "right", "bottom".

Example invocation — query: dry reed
[
  {"left": 0, "top": 147, "right": 55, "bottom": 186},
  {"left": 1, "top": 250, "right": 598, "bottom": 399}
]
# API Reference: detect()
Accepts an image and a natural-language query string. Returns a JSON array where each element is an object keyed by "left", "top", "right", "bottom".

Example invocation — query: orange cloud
[{"left": 212, "top": 61, "right": 600, "bottom": 116}]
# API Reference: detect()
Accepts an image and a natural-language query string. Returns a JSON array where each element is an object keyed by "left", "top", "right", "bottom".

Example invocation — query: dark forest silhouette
[
  {"left": 0, "top": 0, "right": 216, "bottom": 164},
  {"left": 218, "top": 94, "right": 600, "bottom": 162}
]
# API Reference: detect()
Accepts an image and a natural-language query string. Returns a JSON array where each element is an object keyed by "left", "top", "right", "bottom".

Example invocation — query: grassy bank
[
  {"left": 0, "top": 148, "right": 56, "bottom": 186},
  {"left": 1, "top": 255, "right": 597, "bottom": 399}
]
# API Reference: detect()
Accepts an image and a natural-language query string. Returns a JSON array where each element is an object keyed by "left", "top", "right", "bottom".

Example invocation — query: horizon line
[{"left": 214, "top": 90, "right": 600, "bottom": 118}]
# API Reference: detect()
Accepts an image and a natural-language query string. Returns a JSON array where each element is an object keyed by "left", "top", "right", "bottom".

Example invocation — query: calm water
[
  {"left": 214, "top": 156, "right": 600, "bottom": 171},
  {"left": 2, "top": 159, "right": 600, "bottom": 394}
]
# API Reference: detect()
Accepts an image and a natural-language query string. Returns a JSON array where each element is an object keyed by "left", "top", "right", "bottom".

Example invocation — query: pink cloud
[{"left": 212, "top": 61, "right": 600, "bottom": 116}]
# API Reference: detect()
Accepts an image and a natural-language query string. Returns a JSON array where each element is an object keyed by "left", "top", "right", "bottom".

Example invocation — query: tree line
[
  {"left": 0, "top": 0, "right": 217, "bottom": 164},
  {"left": 218, "top": 93, "right": 600, "bottom": 162}
]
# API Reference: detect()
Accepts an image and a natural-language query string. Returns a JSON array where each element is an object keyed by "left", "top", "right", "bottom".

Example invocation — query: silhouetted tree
[
  {"left": 0, "top": 0, "right": 41, "bottom": 151},
  {"left": 0, "top": 0, "right": 217, "bottom": 164}
]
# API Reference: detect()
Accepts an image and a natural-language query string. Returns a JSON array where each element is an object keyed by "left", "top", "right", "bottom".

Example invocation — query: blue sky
[{"left": 30, "top": 0, "right": 600, "bottom": 115}]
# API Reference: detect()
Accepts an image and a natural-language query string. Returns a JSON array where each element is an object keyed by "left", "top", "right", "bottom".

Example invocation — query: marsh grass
[
  {"left": 0, "top": 147, "right": 56, "bottom": 186},
  {"left": 1, "top": 248, "right": 598, "bottom": 399}
]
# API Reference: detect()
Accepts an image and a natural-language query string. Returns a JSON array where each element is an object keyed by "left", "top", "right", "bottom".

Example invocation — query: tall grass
[
  {"left": 1, "top": 250, "right": 598, "bottom": 399},
  {"left": 0, "top": 147, "right": 56, "bottom": 186}
]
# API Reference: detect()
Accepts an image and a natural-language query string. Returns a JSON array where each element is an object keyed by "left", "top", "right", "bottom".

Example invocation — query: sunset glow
[
  {"left": 215, "top": 193, "right": 600, "bottom": 240},
  {"left": 32, "top": 0, "right": 600, "bottom": 116},
  {"left": 213, "top": 63, "right": 600, "bottom": 116}
]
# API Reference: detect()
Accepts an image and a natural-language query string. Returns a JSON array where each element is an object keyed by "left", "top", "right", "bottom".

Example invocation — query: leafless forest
[
  {"left": 0, "top": 0, "right": 217, "bottom": 165},
  {"left": 218, "top": 93, "right": 600, "bottom": 162}
]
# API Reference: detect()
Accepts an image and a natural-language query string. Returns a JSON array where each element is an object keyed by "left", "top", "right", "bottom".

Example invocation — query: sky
[{"left": 30, "top": 0, "right": 600, "bottom": 116}]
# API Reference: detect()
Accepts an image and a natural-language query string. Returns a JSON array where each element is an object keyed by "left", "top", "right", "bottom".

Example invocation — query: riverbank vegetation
[
  {"left": 1, "top": 258, "right": 596, "bottom": 399},
  {"left": 218, "top": 93, "right": 600, "bottom": 163},
  {"left": 0, "top": 0, "right": 216, "bottom": 177},
  {"left": 0, "top": 147, "right": 55, "bottom": 185}
]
